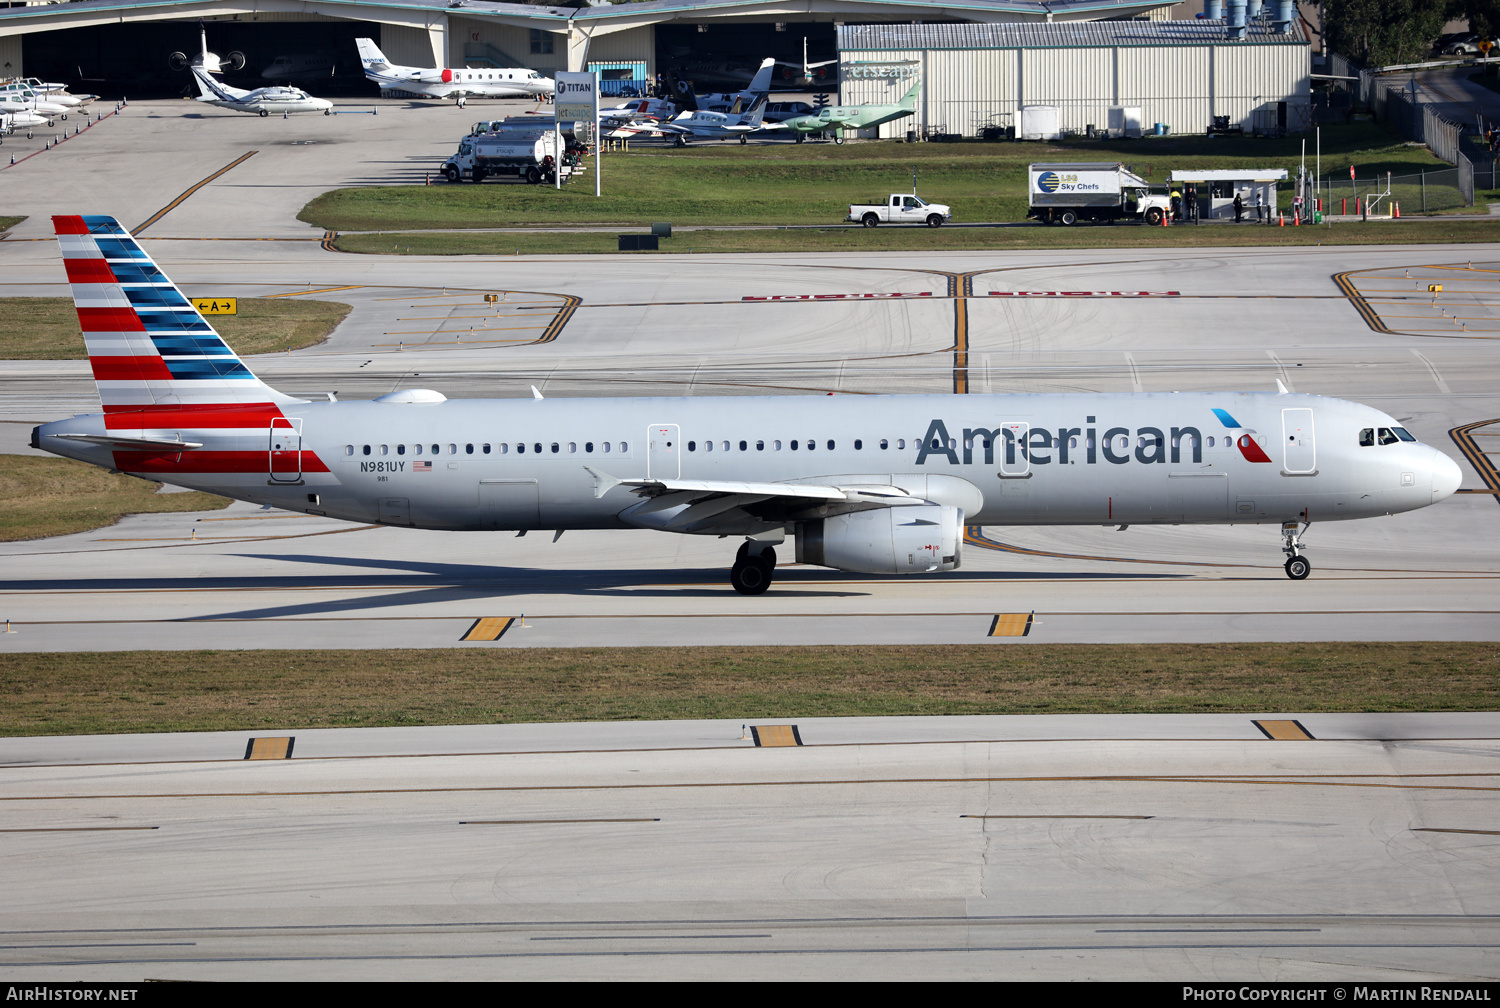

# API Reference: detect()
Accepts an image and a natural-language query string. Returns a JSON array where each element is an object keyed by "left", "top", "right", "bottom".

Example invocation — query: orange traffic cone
[
  {"left": 1278, "top": 215, "right": 1284, "bottom": 226},
  {"left": 1293, "top": 213, "right": 1300, "bottom": 226},
  {"left": 1393, "top": 202, "right": 1400, "bottom": 218}
]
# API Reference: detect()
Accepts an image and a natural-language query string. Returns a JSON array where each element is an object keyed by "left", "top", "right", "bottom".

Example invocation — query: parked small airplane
[
  {"left": 661, "top": 99, "right": 768, "bottom": 145},
  {"left": 355, "top": 38, "right": 554, "bottom": 101},
  {"left": 599, "top": 117, "right": 680, "bottom": 142},
  {"left": 601, "top": 96, "right": 678, "bottom": 120},
  {"left": 767, "top": 80, "right": 921, "bottom": 143},
  {"left": 696, "top": 58, "right": 776, "bottom": 113},
  {"left": 191, "top": 64, "right": 333, "bottom": 116},
  {"left": 0, "top": 100, "right": 53, "bottom": 131},
  {"left": 619, "top": 57, "right": 778, "bottom": 120},
  {"left": 0, "top": 83, "right": 72, "bottom": 119},
  {"left": 178, "top": 23, "right": 332, "bottom": 116},
  {"left": 34, "top": 215, "right": 1466, "bottom": 595},
  {"left": 5, "top": 80, "right": 91, "bottom": 108}
]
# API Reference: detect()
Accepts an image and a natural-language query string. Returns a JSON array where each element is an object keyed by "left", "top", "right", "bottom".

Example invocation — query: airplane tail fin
[
  {"left": 52, "top": 215, "right": 301, "bottom": 411},
  {"left": 190, "top": 65, "right": 239, "bottom": 102},
  {"left": 744, "top": 57, "right": 775, "bottom": 99},
  {"left": 744, "top": 96, "right": 767, "bottom": 127},
  {"left": 355, "top": 38, "right": 391, "bottom": 71},
  {"left": 900, "top": 80, "right": 922, "bottom": 109}
]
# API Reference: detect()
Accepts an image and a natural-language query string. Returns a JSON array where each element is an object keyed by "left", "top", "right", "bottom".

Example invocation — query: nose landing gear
[{"left": 1282, "top": 520, "right": 1311, "bottom": 579}]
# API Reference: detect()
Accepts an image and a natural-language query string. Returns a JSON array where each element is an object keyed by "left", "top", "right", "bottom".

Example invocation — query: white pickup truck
[{"left": 847, "top": 194, "right": 952, "bottom": 228}]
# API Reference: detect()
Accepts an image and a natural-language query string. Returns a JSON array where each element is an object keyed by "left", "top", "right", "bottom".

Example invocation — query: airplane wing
[{"left": 586, "top": 468, "right": 924, "bottom": 534}]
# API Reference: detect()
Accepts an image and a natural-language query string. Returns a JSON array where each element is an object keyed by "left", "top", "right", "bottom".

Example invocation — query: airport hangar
[{"left": 0, "top": 0, "right": 1303, "bottom": 125}]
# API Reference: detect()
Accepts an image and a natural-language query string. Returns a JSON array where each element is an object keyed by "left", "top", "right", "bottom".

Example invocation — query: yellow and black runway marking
[
  {"left": 751, "top": 725, "right": 803, "bottom": 747},
  {"left": 244, "top": 736, "right": 295, "bottom": 760},
  {"left": 1335, "top": 264, "right": 1500, "bottom": 337},
  {"left": 378, "top": 290, "right": 578, "bottom": 349},
  {"left": 1450, "top": 418, "right": 1500, "bottom": 507},
  {"left": 987, "top": 612, "right": 1034, "bottom": 637},
  {"left": 461, "top": 617, "right": 515, "bottom": 642},
  {"left": 1253, "top": 720, "right": 1315, "bottom": 740}
]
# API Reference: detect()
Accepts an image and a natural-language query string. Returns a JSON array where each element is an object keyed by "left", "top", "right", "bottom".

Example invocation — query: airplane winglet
[
  {"left": 1275, "top": 379, "right": 1290, "bottom": 394},
  {"left": 531, "top": 385, "right": 544, "bottom": 399},
  {"left": 583, "top": 466, "right": 622, "bottom": 499}
]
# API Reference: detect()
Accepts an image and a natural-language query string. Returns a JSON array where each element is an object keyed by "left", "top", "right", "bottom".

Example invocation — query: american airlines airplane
[
  {"left": 355, "top": 38, "right": 554, "bottom": 101},
  {"left": 33, "top": 216, "right": 1463, "bottom": 594}
]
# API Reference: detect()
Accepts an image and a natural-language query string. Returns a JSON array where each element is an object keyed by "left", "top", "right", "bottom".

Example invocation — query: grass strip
[
  {"left": 0, "top": 216, "right": 26, "bottom": 232},
  {"left": 0, "top": 455, "right": 229, "bottom": 542},
  {"left": 0, "top": 297, "right": 351, "bottom": 360},
  {"left": 0, "top": 643, "right": 1495, "bottom": 737},
  {"left": 334, "top": 218, "right": 1500, "bottom": 256},
  {"left": 301, "top": 123, "right": 1471, "bottom": 234}
]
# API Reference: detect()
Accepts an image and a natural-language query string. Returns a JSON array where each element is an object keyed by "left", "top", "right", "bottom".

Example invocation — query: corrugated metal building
[{"left": 837, "top": 21, "right": 1311, "bottom": 138}]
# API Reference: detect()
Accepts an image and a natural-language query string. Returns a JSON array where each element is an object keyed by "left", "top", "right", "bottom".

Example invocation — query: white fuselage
[
  {"left": 37, "top": 392, "right": 1460, "bottom": 534},
  {"left": 359, "top": 54, "right": 553, "bottom": 100}
]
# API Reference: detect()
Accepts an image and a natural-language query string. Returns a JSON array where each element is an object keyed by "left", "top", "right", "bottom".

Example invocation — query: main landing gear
[
  {"left": 730, "top": 540, "right": 778, "bottom": 595},
  {"left": 1281, "top": 521, "right": 1311, "bottom": 580}
]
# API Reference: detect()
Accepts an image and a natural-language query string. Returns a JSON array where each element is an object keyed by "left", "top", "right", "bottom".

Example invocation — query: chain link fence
[
  {"left": 1296, "top": 165, "right": 1469, "bottom": 214},
  {"left": 1327, "top": 51, "right": 1475, "bottom": 205}
]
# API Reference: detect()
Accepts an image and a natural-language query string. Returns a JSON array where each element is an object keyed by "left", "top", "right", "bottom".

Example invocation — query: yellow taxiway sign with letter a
[{"left": 193, "top": 298, "right": 237, "bottom": 315}]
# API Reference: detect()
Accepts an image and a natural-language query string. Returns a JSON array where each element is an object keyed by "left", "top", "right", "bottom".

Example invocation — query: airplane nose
[{"left": 1431, "top": 448, "right": 1462, "bottom": 501}]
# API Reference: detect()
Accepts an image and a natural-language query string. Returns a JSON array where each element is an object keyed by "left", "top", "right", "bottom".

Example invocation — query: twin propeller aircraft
[{"left": 34, "top": 216, "right": 1462, "bottom": 593}]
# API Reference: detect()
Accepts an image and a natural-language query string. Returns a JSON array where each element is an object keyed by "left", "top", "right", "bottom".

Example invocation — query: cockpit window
[
  {"left": 1359, "top": 428, "right": 1374, "bottom": 447},
  {"left": 1392, "top": 427, "right": 1416, "bottom": 442},
  {"left": 1377, "top": 427, "right": 1399, "bottom": 445}
]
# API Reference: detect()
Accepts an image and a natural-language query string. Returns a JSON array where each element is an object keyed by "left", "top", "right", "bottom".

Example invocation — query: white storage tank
[
  {"left": 1019, "top": 105, "right": 1062, "bottom": 140},
  {"left": 1107, "top": 106, "right": 1143, "bottom": 139}
]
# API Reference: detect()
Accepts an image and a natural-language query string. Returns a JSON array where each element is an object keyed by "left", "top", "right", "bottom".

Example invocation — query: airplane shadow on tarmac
[
  {"left": 185, "top": 552, "right": 1184, "bottom": 622},
  {"left": 0, "top": 554, "right": 1187, "bottom": 623}
]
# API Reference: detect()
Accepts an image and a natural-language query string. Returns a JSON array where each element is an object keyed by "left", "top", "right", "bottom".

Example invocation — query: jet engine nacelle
[{"left": 796, "top": 504, "right": 962, "bottom": 575}]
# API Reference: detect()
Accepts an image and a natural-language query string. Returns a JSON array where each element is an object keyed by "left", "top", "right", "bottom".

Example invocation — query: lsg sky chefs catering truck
[{"left": 1028, "top": 162, "right": 1171, "bottom": 225}]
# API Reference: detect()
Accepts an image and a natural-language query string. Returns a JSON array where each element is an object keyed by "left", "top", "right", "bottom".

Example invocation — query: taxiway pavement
[
  {"left": 0, "top": 96, "right": 1497, "bottom": 985},
  {"left": 1, "top": 713, "right": 1497, "bottom": 981}
]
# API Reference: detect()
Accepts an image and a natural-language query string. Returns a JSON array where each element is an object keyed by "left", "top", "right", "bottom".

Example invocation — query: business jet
[
  {"left": 191, "top": 64, "right": 333, "bottom": 116},
  {"left": 355, "top": 38, "right": 554, "bottom": 101},
  {"left": 261, "top": 53, "right": 336, "bottom": 83},
  {"left": 34, "top": 215, "right": 1463, "bottom": 594}
]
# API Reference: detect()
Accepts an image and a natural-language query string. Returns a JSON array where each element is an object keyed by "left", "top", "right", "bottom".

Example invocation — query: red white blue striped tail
[{"left": 54, "top": 214, "right": 301, "bottom": 411}]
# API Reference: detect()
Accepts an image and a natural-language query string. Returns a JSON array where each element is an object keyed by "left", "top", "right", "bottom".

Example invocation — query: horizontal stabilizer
[{"left": 47, "top": 433, "right": 204, "bottom": 450}]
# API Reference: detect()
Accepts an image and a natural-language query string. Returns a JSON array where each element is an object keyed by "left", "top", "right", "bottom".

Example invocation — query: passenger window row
[
  {"left": 346, "top": 442, "right": 630, "bottom": 457},
  {"left": 344, "top": 434, "right": 1239, "bottom": 458}
]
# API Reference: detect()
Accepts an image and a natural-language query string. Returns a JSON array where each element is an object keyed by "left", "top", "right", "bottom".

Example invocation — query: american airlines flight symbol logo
[{"left": 1212, "top": 408, "right": 1273, "bottom": 463}]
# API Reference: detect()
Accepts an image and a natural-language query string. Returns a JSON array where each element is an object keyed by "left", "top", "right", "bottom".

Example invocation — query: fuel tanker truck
[{"left": 441, "top": 133, "right": 572, "bottom": 184}]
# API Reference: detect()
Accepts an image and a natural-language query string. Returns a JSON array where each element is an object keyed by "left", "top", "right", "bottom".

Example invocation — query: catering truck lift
[{"left": 1027, "top": 162, "right": 1171, "bottom": 225}]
